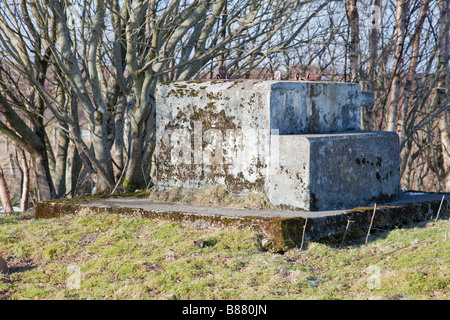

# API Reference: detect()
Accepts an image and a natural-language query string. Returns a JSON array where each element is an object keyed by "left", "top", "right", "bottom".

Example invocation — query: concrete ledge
[{"left": 35, "top": 192, "right": 449, "bottom": 252}]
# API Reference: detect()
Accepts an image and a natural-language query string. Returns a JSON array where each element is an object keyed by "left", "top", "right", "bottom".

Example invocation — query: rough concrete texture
[
  {"left": 156, "top": 80, "right": 272, "bottom": 193},
  {"left": 269, "top": 131, "right": 400, "bottom": 210},
  {"left": 269, "top": 81, "right": 361, "bottom": 134},
  {"left": 35, "top": 192, "right": 449, "bottom": 252}
]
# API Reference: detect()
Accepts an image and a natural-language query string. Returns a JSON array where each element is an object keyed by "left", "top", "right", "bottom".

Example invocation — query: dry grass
[
  {"left": 0, "top": 210, "right": 448, "bottom": 300},
  {"left": 146, "top": 185, "right": 275, "bottom": 210}
]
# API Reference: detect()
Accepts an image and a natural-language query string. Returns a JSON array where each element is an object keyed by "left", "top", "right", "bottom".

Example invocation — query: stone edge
[{"left": 35, "top": 198, "right": 449, "bottom": 252}]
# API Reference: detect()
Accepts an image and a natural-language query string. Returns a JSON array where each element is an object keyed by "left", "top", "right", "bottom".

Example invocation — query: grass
[
  {"left": 0, "top": 209, "right": 448, "bottom": 300},
  {"left": 145, "top": 185, "right": 277, "bottom": 210}
]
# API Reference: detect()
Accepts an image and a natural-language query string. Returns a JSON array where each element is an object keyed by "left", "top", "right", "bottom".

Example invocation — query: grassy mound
[{"left": 0, "top": 211, "right": 448, "bottom": 300}]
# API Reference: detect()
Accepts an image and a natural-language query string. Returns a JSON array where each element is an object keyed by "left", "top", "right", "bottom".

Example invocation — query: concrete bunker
[{"left": 155, "top": 80, "right": 400, "bottom": 211}]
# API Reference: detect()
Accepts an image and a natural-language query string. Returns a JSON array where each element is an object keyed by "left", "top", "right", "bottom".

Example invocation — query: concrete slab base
[{"left": 35, "top": 192, "right": 449, "bottom": 252}]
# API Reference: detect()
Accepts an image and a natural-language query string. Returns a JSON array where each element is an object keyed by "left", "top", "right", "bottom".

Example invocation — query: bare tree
[
  {"left": 347, "top": 0, "right": 360, "bottom": 83},
  {"left": 387, "top": 0, "right": 410, "bottom": 133},
  {"left": 0, "top": 1, "right": 57, "bottom": 200},
  {"left": 1, "top": 0, "right": 336, "bottom": 196},
  {"left": 437, "top": 0, "right": 450, "bottom": 191},
  {"left": 0, "top": 166, "right": 13, "bottom": 214},
  {"left": 1, "top": 0, "right": 449, "bottom": 197},
  {"left": 364, "top": 0, "right": 381, "bottom": 130}
]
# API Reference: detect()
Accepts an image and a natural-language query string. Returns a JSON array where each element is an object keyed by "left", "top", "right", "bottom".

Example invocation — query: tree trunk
[
  {"left": 0, "top": 166, "right": 13, "bottom": 214},
  {"left": 113, "top": 96, "right": 127, "bottom": 179},
  {"left": 11, "top": 145, "right": 29, "bottom": 212},
  {"left": 437, "top": 0, "right": 450, "bottom": 191},
  {"left": 364, "top": 0, "right": 381, "bottom": 130},
  {"left": 399, "top": 0, "right": 429, "bottom": 145},
  {"left": 123, "top": 87, "right": 157, "bottom": 191},
  {"left": 31, "top": 151, "right": 55, "bottom": 201},
  {"left": 0, "top": 93, "right": 55, "bottom": 200},
  {"left": 398, "top": 0, "right": 429, "bottom": 188},
  {"left": 123, "top": 137, "right": 146, "bottom": 191},
  {"left": 65, "top": 141, "right": 83, "bottom": 198},
  {"left": 50, "top": 0, "right": 115, "bottom": 195},
  {"left": 387, "top": 0, "right": 410, "bottom": 132},
  {"left": 439, "top": 114, "right": 450, "bottom": 192},
  {"left": 13, "top": 149, "right": 24, "bottom": 202},
  {"left": 16, "top": 148, "right": 29, "bottom": 212},
  {"left": 347, "top": 0, "right": 360, "bottom": 83},
  {"left": 88, "top": 0, "right": 115, "bottom": 194},
  {"left": 54, "top": 124, "right": 69, "bottom": 198},
  {"left": 66, "top": 94, "right": 83, "bottom": 198},
  {"left": 53, "top": 85, "right": 69, "bottom": 198},
  {"left": 123, "top": 102, "right": 151, "bottom": 191},
  {"left": 218, "top": 3, "right": 227, "bottom": 69}
]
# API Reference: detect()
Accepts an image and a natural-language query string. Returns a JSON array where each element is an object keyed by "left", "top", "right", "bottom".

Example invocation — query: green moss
[
  {"left": 121, "top": 178, "right": 142, "bottom": 193},
  {"left": 94, "top": 111, "right": 103, "bottom": 124},
  {"left": 43, "top": 244, "right": 61, "bottom": 260},
  {"left": 206, "top": 91, "right": 230, "bottom": 101},
  {"left": 35, "top": 201, "right": 78, "bottom": 219},
  {"left": 167, "top": 85, "right": 201, "bottom": 98}
]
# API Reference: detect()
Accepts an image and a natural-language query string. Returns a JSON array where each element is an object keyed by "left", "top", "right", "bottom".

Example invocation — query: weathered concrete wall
[
  {"left": 269, "top": 132, "right": 400, "bottom": 210},
  {"left": 156, "top": 80, "right": 272, "bottom": 193},
  {"left": 269, "top": 82, "right": 361, "bottom": 134}
]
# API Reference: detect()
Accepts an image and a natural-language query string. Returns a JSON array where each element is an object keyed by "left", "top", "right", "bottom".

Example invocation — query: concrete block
[
  {"left": 155, "top": 80, "right": 400, "bottom": 210},
  {"left": 268, "top": 131, "right": 400, "bottom": 210},
  {"left": 155, "top": 80, "right": 364, "bottom": 194}
]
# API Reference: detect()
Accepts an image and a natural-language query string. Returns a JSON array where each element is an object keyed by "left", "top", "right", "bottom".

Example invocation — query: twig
[
  {"left": 365, "top": 203, "right": 377, "bottom": 245},
  {"left": 382, "top": 244, "right": 411, "bottom": 256},
  {"left": 382, "top": 240, "right": 433, "bottom": 256},
  {"left": 340, "top": 220, "right": 354, "bottom": 249},
  {"left": 300, "top": 216, "right": 308, "bottom": 251},
  {"left": 434, "top": 195, "right": 445, "bottom": 222}
]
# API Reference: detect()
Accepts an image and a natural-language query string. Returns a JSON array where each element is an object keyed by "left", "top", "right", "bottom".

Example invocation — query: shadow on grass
[
  {"left": 6, "top": 258, "right": 38, "bottom": 275},
  {"left": 203, "top": 239, "right": 218, "bottom": 247},
  {"left": 316, "top": 216, "right": 448, "bottom": 250}
]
